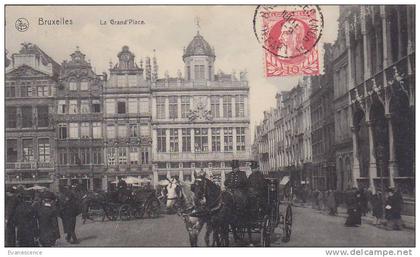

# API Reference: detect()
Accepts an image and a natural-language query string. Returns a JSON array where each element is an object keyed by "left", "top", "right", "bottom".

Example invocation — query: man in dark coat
[
  {"left": 15, "top": 190, "right": 38, "bottom": 246},
  {"left": 60, "top": 186, "right": 80, "bottom": 244},
  {"left": 247, "top": 161, "right": 267, "bottom": 216},
  {"left": 385, "top": 187, "right": 403, "bottom": 230},
  {"left": 345, "top": 187, "right": 362, "bottom": 227},
  {"left": 224, "top": 160, "right": 248, "bottom": 212},
  {"left": 5, "top": 187, "right": 19, "bottom": 247},
  {"left": 36, "top": 191, "right": 60, "bottom": 246}
]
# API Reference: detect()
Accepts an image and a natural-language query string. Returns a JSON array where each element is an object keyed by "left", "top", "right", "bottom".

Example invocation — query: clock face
[{"left": 121, "top": 54, "right": 130, "bottom": 62}]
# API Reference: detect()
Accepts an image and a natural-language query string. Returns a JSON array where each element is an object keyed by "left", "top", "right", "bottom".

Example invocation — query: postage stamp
[{"left": 255, "top": 5, "right": 324, "bottom": 77}]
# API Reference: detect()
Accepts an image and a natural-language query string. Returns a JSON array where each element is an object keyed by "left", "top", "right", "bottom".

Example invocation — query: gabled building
[
  {"left": 5, "top": 43, "right": 60, "bottom": 190},
  {"left": 55, "top": 47, "right": 106, "bottom": 191},
  {"left": 103, "top": 46, "right": 153, "bottom": 190}
]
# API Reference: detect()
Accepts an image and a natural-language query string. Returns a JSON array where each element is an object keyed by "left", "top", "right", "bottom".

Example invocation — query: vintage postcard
[{"left": 3, "top": 4, "right": 415, "bottom": 249}]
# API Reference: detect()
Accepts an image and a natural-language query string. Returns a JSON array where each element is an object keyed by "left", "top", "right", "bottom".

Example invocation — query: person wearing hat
[
  {"left": 6, "top": 186, "right": 19, "bottom": 246},
  {"left": 385, "top": 187, "right": 402, "bottom": 230},
  {"left": 15, "top": 190, "right": 38, "bottom": 246},
  {"left": 35, "top": 191, "right": 60, "bottom": 246},
  {"left": 224, "top": 160, "right": 248, "bottom": 212},
  {"left": 247, "top": 161, "right": 267, "bottom": 217},
  {"left": 344, "top": 187, "right": 362, "bottom": 227},
  {"left": 60, "top": 185, "right": 80, "bottom": 244}
]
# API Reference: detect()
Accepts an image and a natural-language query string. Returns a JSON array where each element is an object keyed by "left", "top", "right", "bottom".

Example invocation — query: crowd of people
[
  {"left": 5, "top": 184, "right": 81, "bottom": 247},
  {"left": 294, "top": 185, "right": 404, "bottom": 230}
]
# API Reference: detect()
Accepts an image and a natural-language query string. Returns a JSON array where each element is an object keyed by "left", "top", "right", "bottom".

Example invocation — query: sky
[{"left": 5, "top": 5, "right": 339, "bottom": 136}]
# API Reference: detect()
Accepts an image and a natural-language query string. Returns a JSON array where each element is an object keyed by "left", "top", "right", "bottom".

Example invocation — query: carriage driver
[
  {"left": 224, "top": 160, "right": 248, "bottom": 211},
  {"left": 248, "top": 161, "right": 267, "bottom": 215}
]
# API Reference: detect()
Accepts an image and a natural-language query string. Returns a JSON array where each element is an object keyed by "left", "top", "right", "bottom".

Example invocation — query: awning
[{"left": 279, "top": 176, "right": 290, "bottom": 186}]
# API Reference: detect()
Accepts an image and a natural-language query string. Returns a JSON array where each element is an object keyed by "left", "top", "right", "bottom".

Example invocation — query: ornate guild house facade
[
  {"left": 103, "top": 46, "right": 153, "bottom": 189},
  {"left": 5, "top": 43, "right": 59, "bottom": 189},
  {"left": 151, "top": 32, "right": 251, "bottom": 184},
  {"left": 55, "top": 47, "right": 106, "bottom": 192}
]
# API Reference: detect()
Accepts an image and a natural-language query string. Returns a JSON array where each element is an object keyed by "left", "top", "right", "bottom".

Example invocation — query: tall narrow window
[
  {"left": 107, "top": 125, "right": 116, "bottom": 139},
  {"left": 235, "top": 95, "right": 245, "bottom": 117},
  {"left": 92, "top": 100, "right": 101, "bottom": 113},
  {"left": 211, "top": 128, "right": 221, "bottom": 152},
  {"left": 118, "top": 124, "right": 127, "bottom": 138},
  {"left": 223, "top": 96, "right": 232, "bottom": 118},
  {"left": 69, "top": 123, "right": 79, "bottom": 138},
  {"left": 22, "top": 139, "right": 34, "bottom": 162},
  {"left": 194, "top": 65, "right": 205, "bottom": 80},
  {"left": 69, "top": 100, "right": 78, "bottom": 114},
  {"left": 79, "top": 148, "right": 90, "bottom": 164},
  {"left": 105, "top": 99, "right": 115, "bottom": 114},
  {"left": 141, "top": 148, "right": 149, "bottom": 164},
  {"left": 58, "top": 149, "right": 67, "bottom": 165},
  {"left": 117, "top": 101, "right": 126, "bottom": 114},
  {"left": 118, "top": 147, "right": 127, "bottom": 164},
  {"left": 236, "top": 127, "right": 246, "bottom": 151},
  {"left": 59, "top": 124, "right": 68, "bottom": 139},
  {"left": 107, "top": 147, "right": 116, "bottom": 165},
  {"left": 182, "top": 128, "right": 191, "bottom": 152},
  {"left": 157, "top": 129, "right": 166, "bottom": 152},
  {"left": 129, "top": 124, "right": 138, "bottom": 137},
  {"left": 37, "top": 106, "right": 49, "bottom": 127},
  {"left": 211, "top": 96, "right": 220, "bottom": 118},
  {"left": 81, "top": 122, "right": 90, "bottom": 138},
  {"left": 187, "top": 66, "right": 191, "bottom": 80},
  {"left": 6, "top": 139, "right": 17, "bottom": 163},
  {"left": 21, "top": 106, "right": 33, "bottom": 128},
  {"left": 224, "top": 127, "right": 233, "bottom": 152},
  {"left": 92, "top": 148, "right": 102, "bottom": 164},
  {"left": 6, "top": 86, "right": 16, "bottom": 97},
  {"left": 128, "top": 99, "right": 138, "bottom": 114},
  {"left": 169, "top": 96, "right": 178, "bottom": 119},
  {"left": 169, "top": 129, "right": 179, "bottom": 152},
  {"left": 156, "top": 97, "right": 166, "bottom": 119},
  {"left": 181, "top": 96, "right": 190, "bottom": 118},
  {"left": 58, "top": 100, "right": 67, "bottom": 114},
  {"left": 130, "top": 147, "right": 139, "bottom": 165},
  {"left": 194, "top": 128, "right": 208, "bottom": 152},
  {"left": 81, "top": 100, "right": 90, "bottom": 113},
  {"left": 6, "top": 107, "right": 17, "bottom": 128},
  {"left": 92, "top": 122, "right": 102, "bottom": 139}
]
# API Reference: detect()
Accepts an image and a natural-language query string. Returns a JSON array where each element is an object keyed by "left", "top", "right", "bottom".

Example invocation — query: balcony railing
[
  {"left": 6, "top": 162, "right": 54, "bottom": 170},
  {"left": 152, "top": 80, "right": 249, "bottom": 90}
]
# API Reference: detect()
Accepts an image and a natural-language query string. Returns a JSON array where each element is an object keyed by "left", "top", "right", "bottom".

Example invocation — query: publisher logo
[{"left": 15, "top": 18, "right": 29, "bottom": 32}]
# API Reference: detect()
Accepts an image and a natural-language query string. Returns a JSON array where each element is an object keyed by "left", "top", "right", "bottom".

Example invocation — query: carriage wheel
[
  {"left": 119, "top": 204, "right": 132, "bottom": 221},
  {"left": 260, "top": 215, "right": 271, "bottom": 247},
  {"left": 281, "top": 204, "right": 292, "bottom": 242},
  {"left": 104, "top": 204, "right": 118, "bottom": 221},
  {"left": 146, "top": 198, "right": 161, "bottom": 218},
  {"left": 133, "top": 206, "right": 145, "bottom": 219}
]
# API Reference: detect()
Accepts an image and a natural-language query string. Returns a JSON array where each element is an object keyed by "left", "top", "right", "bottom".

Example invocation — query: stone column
[
  {"left": 351, "top": 126, "right": 361, "bottom": 187},
  {"left": 208, "top": 128, "right": 212, "bottom": 152},
  {"left": 361, "top": 6, "right": 371, "bottom": 80},
  {"left": 385, "top": 114, "right": 398, "bottom": 188},
  {"left": 178, "top": 128, "right": 182, "bottom": 153},
  {"left": 219, "top": 97, "right": 223, "bottom": 118},
  {"left": 231, "top": 96, "right": 236, "bottom": 118},
  {"left": 367, "top": 121, "right": 377, "bottom": 193},
  {"left": 153, "top": 169, "right": 158, "bottom": 189},
  {"left": 179, "top": 169, "right": 184, "bottom": 182},
  {"left": 102, "top": 175, "right": 108, "bottom": 191},
  {"left": 165, "top": 129, "right": 170, "bottom": 152},
  {"left": 89, "top": 177, "right": 94, "bottom": 191},
  {"left": 164, "top": 97, "right": 169, "bottom": 119},
  {"left": 221, "top": 169, "right": 226, "bottom": 190}
]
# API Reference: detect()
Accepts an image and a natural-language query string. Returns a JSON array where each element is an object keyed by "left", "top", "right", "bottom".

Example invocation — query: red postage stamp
[{"left": 259, "top": 6, "right": 323, "bottom": 77}]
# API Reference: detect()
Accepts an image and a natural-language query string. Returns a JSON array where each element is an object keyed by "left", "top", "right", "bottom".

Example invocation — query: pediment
[{"left": 6, "top": 64, "right": 50, "bottom": 79}]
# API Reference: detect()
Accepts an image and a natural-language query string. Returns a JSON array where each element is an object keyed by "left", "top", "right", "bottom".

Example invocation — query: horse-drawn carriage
[
  {"left": 84, "top": 187, "right": 161, "bottom": 222},
  {"left": 181, "top": 174, "right": 293, "bottom": 247}
]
